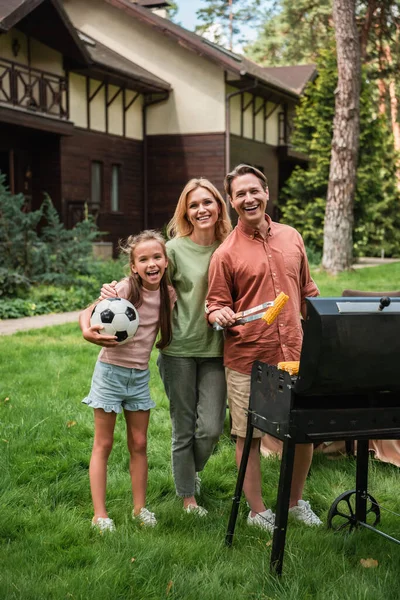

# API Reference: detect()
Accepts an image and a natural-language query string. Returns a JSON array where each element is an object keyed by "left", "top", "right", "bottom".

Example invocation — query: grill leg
[
  {"left": 225, "top": 411, "right": 254, "bottom": 547},
  {"left": 270, "top": 436, "right": 296, "bottom": 576},
  {"left": 355, "top": 439, "right": 369, "bottom": 524}
]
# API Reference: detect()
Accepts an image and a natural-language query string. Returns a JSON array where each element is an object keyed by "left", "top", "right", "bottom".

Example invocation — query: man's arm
[{"left": 206, "top": 252, "right": 236, "bottom": 328}]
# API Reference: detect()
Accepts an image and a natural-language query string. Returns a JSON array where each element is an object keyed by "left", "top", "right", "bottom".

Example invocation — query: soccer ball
[{"left": 90, "top": 298, "right": 139, "bottom": 344}]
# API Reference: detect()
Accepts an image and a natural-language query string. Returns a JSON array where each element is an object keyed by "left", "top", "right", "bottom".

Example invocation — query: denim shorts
[{"left": 82, "top": 360, "right": 156, "bottom": 413}]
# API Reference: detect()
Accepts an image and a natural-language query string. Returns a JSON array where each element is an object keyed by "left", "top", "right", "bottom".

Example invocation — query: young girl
[
  {"left": 80, "top": 230, "right": 175, "bottom": 532},
  {"left": 101, "top": 181, "right": 231, "bottom": 516}
]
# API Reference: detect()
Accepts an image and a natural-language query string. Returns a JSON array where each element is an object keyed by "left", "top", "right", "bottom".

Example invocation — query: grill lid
[{"left": 295, "top": 297, "right": 400, "bottom": 395}]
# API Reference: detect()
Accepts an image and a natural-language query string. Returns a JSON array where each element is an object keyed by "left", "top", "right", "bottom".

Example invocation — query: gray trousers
[{"left": 157, "top": 354, "right": 227, "bottom": 497}]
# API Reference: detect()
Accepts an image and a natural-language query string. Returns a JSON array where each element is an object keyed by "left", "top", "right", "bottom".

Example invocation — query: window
[
  {"left": 91, "top": 161, "right": 103, "bottom": 209},
  {"left": 111, "top": 164, "right": 120, "bottom": 212}
]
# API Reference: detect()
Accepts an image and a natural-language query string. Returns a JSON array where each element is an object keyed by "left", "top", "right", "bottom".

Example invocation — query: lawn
[{"left": 1, "top": 264, "right": 400, "bottom": 599}]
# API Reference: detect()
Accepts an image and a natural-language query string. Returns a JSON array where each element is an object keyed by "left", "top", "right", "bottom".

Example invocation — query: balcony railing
[{"left": 0, "top": 57, "right": 68, "bottom": 120}]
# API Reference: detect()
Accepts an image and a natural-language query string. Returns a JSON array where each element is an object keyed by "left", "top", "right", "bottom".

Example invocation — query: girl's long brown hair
[{"left": 119, "top": 230, "right": 172, "bottom": 350}]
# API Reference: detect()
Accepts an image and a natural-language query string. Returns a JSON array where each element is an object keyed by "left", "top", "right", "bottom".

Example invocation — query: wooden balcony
[{"left": 0, "top": 57, "right": 68, "bottom": 120}]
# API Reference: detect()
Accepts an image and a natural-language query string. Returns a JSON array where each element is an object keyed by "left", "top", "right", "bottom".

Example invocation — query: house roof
[
  {"left": 0, "top": 0, "right": 91, "bottom": 64},
  {"left": 77, "top": 31, "right": 171, "bottom": 93},
  {"left": 105, "top": 0, "right": 301, "bottom": 101},
  {"left": 261, "top": 64, "right": 317, "bottom": 95}
]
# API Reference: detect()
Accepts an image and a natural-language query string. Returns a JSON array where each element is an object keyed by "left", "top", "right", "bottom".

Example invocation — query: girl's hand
[
  {"left": 82, "top": 324, "right": 118, "bottom": 347},
  {"left": 99, "top": 280, "right": 118, "bottom": 300}
]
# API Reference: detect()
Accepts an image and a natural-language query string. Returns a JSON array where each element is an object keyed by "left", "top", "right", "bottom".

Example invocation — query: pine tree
[
  {"left": 280, "top": 47, "right": 400, "bottom": 259},
  {"left": 195, "top": 0, "right": 264, "bottom": 50}
]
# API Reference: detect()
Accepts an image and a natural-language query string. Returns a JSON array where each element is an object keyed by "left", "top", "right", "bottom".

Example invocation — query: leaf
[
  {"left": 266, "top": 540, "right": 272, "bottom": 547},
  {"left": 130, "top": 557, "right": 136, "bottom": 563},
  {"left": 166, "top": 580, "right": 173, "bottom": 596},
  {"left": 360, "top": 558, "right": 378, "bottom": 568},
  {"left": 2, "top": 439, "right": 8, "bottom": 443},
  {"left": 4, "top": 397, "right": 9, "bottom": 403},
  {"left": 66, "top": 420, "right": 77, "bottom": 428}
]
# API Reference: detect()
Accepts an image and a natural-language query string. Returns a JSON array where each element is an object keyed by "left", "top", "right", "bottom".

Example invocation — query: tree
[
  {"left": 245, "top": 0, "right": 333, "bottom": 65},
  {"left": 280, "top": 48, "right": 400, "bottom": 260},
  {"left": 322, "top": 0, "right": 361, "bottom": 273},
  {"left": 195, "top": 0, "right": 265, "bottom": 51},
  {"left": 166, "top": 1, "right": 179, "bottom": 21}
]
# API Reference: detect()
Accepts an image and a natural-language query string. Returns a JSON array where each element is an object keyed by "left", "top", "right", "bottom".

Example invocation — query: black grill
[{"left": 226, "top": 296, "right": 400, "bottom": 575}]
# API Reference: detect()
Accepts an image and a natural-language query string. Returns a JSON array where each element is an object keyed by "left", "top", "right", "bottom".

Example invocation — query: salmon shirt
[{"left": 206, "top": 216, "right": 319, "bottom": 375}]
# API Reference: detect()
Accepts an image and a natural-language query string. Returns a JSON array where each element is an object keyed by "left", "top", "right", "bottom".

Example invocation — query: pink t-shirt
[{"left": 99, "top": 278, "right": 176, "bottom": 370}]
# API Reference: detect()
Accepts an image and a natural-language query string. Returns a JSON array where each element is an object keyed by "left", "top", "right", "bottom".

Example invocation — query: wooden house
[{"left": 0, "top": 0, "right": 315, "bottom": 251}]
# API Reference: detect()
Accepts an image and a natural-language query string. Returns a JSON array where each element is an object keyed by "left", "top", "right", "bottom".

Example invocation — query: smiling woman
[{"left": 157, "top": 178, "right": 231, "bottom": 515}]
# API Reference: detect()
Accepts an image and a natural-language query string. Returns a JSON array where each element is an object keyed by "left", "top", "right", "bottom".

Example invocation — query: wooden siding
[
  {"left": 61, "top": 128, "right": 143, "bottom": 252},
  {"left": 146, "top": 133, "right": 225, "bottom": 229}
]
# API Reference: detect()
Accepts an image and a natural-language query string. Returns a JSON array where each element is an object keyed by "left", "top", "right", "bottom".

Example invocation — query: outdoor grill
[{"left": 225, "top": 296, "right": 400, "bottom": 575}]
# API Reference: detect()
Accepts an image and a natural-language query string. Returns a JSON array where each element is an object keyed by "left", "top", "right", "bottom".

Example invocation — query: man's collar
[{"left": 237, "top": 214, "right": 272, "bottom": 239}]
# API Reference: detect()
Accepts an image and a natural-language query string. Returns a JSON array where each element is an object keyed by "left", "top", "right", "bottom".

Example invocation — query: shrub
[{"left": 0, "top": 177, "right": 101, "bottom": 297}]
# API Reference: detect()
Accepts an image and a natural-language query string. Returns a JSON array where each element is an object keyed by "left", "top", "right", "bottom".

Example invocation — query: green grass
[
  {"left": 1, "top": 265, "right": 400, "bottom": 599},
  {"left": 311, "top": 262, "right": 400, "bottom": 296}
]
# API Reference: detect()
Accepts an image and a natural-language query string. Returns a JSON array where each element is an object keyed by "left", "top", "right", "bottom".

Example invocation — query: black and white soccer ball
[{"left": 90, "top": 298, "right": 139, "bottom": 344}]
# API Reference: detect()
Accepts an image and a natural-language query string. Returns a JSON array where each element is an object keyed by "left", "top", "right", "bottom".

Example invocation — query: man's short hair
[{"left": 224, "top": 164, "right": 268, "bottom": 197}]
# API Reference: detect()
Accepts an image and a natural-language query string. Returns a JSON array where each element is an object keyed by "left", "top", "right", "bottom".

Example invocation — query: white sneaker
[
  {"left": 184, "top": 504, "right": 208, "bottom": 517},
  {"left": 195, "top": 473, "right": 201, "bottom": 495},
  {"left": 91, "top": 517, "right": 116, "bottom": 532},
  {"left": 247, "top": 509, "right": 275, "bottom": 533},
  {"left": 132, "top": 507, "right": 157, "bottom": 527},
  {"left": 289, "top": 500, "right": 322, "bottom": 526}
]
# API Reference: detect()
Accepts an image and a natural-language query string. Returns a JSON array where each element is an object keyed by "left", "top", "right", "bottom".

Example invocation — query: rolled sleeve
[{"left": 206, "top": 252, "right": 234, "bottom": 317}]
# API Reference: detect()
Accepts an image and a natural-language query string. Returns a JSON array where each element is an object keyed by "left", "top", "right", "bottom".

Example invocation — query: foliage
[
  {"left": 0, "top": 259, "right": 125, "bottom": 320},
  {"left": 1, "top": 324, "right": 400, "bottom": 599},
  {"left": 166, "top": 0, "right": 178, "bottom": 20},
  {"left": 0, "top": 176, "right": 102, "bottom": 297},
  {"left": 280, "top": 48, "right": 400, "bottom": 258},
  {"left": 195, "top": 0, "right": 266, "bottom": 49},
  {"left": 245, "top": 0, "right": 332, "bottom": 65}
]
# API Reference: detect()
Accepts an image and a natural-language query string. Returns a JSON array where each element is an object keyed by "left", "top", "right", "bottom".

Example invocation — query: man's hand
[
  {"left": 82, "top": 324, "right": 118, "bottom": 347},
  {"left": 100, "top": 280, "right": 118, "bottom": 300},
  {"left": 208, "top": 307, "right": 236, "bottom": 328}
]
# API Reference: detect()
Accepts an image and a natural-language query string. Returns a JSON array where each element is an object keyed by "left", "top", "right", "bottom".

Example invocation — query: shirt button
[{"left": 282, "top": 344, "right": 286, "bottom": 347}]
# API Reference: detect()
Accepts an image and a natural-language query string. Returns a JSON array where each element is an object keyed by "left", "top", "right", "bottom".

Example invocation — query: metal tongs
[{"left": 212, "top": 300, "right": 274, "bottom": 331}]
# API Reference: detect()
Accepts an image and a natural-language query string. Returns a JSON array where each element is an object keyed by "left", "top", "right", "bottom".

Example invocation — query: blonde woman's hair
[
  {"left": 119, "top": 230, "right": 172, "bottom": 350},
  {"left": 166, "top": 178, "right": 231, "bottom": 241}
]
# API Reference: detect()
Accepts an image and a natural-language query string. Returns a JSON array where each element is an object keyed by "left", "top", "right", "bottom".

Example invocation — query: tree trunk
[
  {"left": 384, "top": 44, "right": 400, "bottom": 190},
  {"left": 322, "top": 0, "right": 361, "bottom": 273}
]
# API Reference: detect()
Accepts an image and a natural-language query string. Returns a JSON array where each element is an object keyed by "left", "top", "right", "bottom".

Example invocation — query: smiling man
[{"left": 206, "top": 164, "right": 321, "bottom": 533}]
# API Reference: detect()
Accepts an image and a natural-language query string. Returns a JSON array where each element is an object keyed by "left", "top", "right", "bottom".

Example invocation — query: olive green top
[{"left": 162, "top": 236, "right": 223, "bottom": 357}]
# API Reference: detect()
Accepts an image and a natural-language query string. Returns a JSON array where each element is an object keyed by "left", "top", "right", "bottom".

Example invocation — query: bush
[
  {"left": 0, "top": 177, "right": 102, "bottom": 297},
  {"left": 0, "top": 259, "right": 126, "bottom": 320}
]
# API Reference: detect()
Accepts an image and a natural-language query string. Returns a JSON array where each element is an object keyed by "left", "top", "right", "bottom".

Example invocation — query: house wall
[
  {"left": 146, "top": 133, "right": 226, "bottom": 229},
  {"left": 0, "top": 30, "right": 64, "bottom": 74},
  {"left": 61, "top": 129, "right": 144, "bottom": 250},
  {"left": 63, "top": 0, "right": 226, "bottom": 135},
  {"left": 68, "top": 73, "right": 144, "bottom": 139},
  {"left": 228, "top": 85, "right": 282, "bottom": 147}
]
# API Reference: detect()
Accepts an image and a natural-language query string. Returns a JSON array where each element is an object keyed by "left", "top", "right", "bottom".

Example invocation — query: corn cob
[
  {"left": 262, "top": 292, "right": 289, "bottom": 324},
  {"left": 277, "top": 361, "right": 300, "bottom": 375}
]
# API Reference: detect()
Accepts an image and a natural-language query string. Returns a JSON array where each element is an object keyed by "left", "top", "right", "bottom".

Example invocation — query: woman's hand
[
  {"left": 100, "top": 280, "right": 118, "bottom": 300},
  {"left": 81, "top": 323, "right": 118, "bottom": 347}
]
